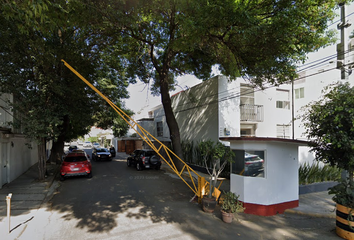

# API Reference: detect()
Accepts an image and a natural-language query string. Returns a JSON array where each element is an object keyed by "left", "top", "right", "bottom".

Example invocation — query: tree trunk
[
  {"left": 49, "top": 140, "right": 65, "bottom": 164},
  {"left": 48, "top": 115, "right": 69, "bottom": 164},
  {"left": 159, "top": 74, "right": 184, "bottom": 171},
  {"left": 37, "top": 137, "right": 46, "bottom": 180}
]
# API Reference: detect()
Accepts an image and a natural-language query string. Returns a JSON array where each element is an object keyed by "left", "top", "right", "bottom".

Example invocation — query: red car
[{"left": 60, "top": 152, "right": 92, "bottom": 181}]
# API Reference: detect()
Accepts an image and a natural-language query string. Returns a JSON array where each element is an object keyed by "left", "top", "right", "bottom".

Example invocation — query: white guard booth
[{"left": 220, "top": 137, "right": 308, "bottom": 216}]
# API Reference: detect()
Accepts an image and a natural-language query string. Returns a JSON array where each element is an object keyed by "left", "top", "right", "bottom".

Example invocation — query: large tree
[
  {"left": 301, "top": 82, "right": 354, "bottom": 174},
  {"left": 0, "top": 0, "right": 132, "bottom": 178},
  {"left": 77, "top": 0, "right": 345, "bottom": 169}
]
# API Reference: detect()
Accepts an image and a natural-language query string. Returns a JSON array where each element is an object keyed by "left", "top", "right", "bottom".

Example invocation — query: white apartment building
[
  {"left": 0, "top": 93, "right": 39, "bottom": 189},
  {"left": 138, "top": 56, "right": 351, "bottom": 161}
]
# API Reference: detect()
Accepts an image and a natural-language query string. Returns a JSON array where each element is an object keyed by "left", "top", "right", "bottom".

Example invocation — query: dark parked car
[
  {"left": 127, "top": 149, "right": 161, "bottom": 171},
  {"left": 60, "top": 152, "right": 92, "bottom": 181},
  {"left": 68, "top": 145, "right": 78, "bottom": 152},
  {"left": 244, "top": 152, "right": 264, "bottom": 177},
  {"left": 109, "top": 146, "right": 116, "bottom": 158},
  {"left": 92, "top": 148, "right": 112, "bottom": 161}
]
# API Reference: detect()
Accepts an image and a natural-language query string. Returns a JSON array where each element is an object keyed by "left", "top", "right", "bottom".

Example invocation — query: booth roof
[{"left": 219, "top": 137, "right": 309, "bottom": 146}]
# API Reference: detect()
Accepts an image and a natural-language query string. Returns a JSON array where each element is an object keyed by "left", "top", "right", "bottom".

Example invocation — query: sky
[
  {"left": 124, "top": 74, "right": 201, "bottom": 120},
  {"left": 124, "top": 66, "right": 221, "bottom": 120},
  {"left": 124, "top": 3, "right": 354, "bottom": 120}
]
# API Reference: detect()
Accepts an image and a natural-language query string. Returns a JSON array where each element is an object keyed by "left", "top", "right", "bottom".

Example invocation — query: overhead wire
[
  {"left": 131, "top": 9, "right": 354, "bottom": 115},
  {"left": 172, "top": 45, "right": 354, "bottom": 112},
  {"left": 170, "top": 48, "right": 354, "bottom": 111},
  {"left": 174, "top": 66, "right": 340, "bottom": 114}
]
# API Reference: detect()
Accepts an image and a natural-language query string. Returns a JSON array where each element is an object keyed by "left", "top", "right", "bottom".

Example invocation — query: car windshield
[
  {"left": 97, "top": 148, "right": 108, "bottom": 152},
  {"left": 64, "top": 156, "right": 87, "bottom": 162}
]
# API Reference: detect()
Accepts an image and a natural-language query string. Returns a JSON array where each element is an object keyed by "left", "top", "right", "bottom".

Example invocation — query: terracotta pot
[
  {"left": 336, "top": 203, "right": 354, "bottom": 240},
  {"left": 202, "top": 196, "right": 217, "bottom": 213},
  {"left": 221, "top": 210, "right": 234, "bottom": 223}
]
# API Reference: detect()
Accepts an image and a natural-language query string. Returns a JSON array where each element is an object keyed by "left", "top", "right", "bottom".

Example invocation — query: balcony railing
[{"left": 240, "top": 104, "right": 264, "bottom": 122}]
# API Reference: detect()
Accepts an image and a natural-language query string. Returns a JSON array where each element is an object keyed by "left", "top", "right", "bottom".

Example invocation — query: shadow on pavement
[{"left": 43, "top": 159, "right": 339, "bottom": 240}]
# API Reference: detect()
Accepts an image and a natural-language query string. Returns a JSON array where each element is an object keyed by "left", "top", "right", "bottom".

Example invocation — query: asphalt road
[{"left": 20, "top": 151, "right": 342, "bottom": 240}]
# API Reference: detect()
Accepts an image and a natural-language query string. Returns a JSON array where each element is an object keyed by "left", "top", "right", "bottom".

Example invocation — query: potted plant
[
  {"left": 220, "top": 191, "right": 244, "bottom": 223},
  {"left": 301, "top": 83, "right": 354, "bottom": 239},
  {"left": 199, "top": 140, "right": 234, "bottom": 213}
]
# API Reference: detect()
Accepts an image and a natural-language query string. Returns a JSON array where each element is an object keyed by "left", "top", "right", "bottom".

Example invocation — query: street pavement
[{"left": 0, "top": 152, "right": 338, "bottom": 239}]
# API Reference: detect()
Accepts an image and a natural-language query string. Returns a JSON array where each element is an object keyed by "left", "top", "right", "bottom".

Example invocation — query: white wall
[
  {"left": 9, "top": 136, "right": 38, "bottom": 183},
  {"left": 229, "top": 140, "right": 299, "bottom": 205},
  {"left": 218, "top": 76, "right": 240, "bottom": 139},
  {"left": 137, "top": 120, "right": 155, "bottom": 136},
  {"left": 172, "top": 76, "right": 220, "bottom": 143},
  {"left": 153, "top": 106, "right": 170, "bottom": 138},
  {"left": 255, "top": 86, "right": 292, "bottom": 137}
]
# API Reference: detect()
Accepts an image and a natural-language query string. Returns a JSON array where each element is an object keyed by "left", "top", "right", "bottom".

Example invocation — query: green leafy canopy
[{"left": 301, "top": 82, "right": 354, "bottom": 174}]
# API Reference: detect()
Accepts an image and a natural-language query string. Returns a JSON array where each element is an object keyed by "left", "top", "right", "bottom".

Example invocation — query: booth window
[{"left": 231, "top": 150, "right": 265, "bottom": 178}]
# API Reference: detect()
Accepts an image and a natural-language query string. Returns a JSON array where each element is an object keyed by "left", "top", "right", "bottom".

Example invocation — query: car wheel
[
  {"left": 59, "top": 175, "right": 65, "bottom": 181},
  {"left": 136, "top": 162, "right": 142, "bottom": 171},
  {"left": 127, "top": 159, "right": 131, "bottom": 167},
  {"left": 87, "top": 172, "right": 92, "bottom": 178}
]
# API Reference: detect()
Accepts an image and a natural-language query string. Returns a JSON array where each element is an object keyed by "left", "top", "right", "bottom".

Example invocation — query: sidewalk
[
  {"left": 0, "top": 153, "right": 337, "bottom": 239},
  {"left": 0, "top": 162, "right": 60, "bottom": 238}
]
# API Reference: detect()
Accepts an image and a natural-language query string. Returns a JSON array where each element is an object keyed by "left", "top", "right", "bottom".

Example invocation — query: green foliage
[
  {"left": 193, "top": 141, "right": 205, "bottom": 166},
  {"left": 329, "top": 179, "right": 354, "bottom": 209},
  {"left": 78, "top": 0, "right": 345, "bottom": 164},
  {"left": 83, "top": 0, "right": 344, "bottom": 88},
  {"left": 181, "top": 140, "right": 194, "bottom": 164},
  {"left": 94, "top": 103, "right": 134, "bottom": 137},
  {"left": 299, "top": 162, "right": 341, "bottom": 185},
  {"left": 0, "top": 1, "right": 132, "bottom": 146},
  {"left": 221, "top": 191, "right": 244, "bottom": 214},
  {"left": 88, "top": 137, "right": 98, "bottom": 143},
  {"left": 301, "top": 82, "right": 354, "bottom": 208},
  {"left": 301, "top": 82, "right": 354, "bottom": 175},
  {"left": 197, "top": 140, "right": 234, "bottom": 198}
]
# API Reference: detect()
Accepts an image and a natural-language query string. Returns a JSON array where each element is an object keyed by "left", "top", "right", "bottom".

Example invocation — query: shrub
[{"left": 299, "top": 162, "right": 341, "bottom": 185}]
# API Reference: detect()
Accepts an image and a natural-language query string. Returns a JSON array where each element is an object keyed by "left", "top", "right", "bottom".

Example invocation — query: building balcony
[{"left": 240, "top": 104, "right": 264, "bottom": 122}]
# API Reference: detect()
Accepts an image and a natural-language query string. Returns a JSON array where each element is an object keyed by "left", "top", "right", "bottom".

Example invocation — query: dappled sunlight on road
[{"left": 35, "top": 159, "right": 339, "bottom": 239}]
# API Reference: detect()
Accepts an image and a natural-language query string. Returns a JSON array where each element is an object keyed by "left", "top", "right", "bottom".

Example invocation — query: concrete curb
[{"left": 284, "top": 208, "right": 336, "bottom": 219}]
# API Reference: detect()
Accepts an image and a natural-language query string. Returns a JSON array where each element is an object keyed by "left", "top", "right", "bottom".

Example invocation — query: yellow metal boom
[{"left": 61, "top": 59, "right": 222, "bottom": 200}]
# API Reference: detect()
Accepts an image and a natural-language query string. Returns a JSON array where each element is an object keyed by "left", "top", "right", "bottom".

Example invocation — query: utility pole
[
  {"left": 337, "top": 2, "right": 351, "bottom": 181},
  {"left": 337, "top": 2, "right": 351, "bottom": 79},
  {"left": 291, "top": 79, "right": 294, "bottom": 139}
]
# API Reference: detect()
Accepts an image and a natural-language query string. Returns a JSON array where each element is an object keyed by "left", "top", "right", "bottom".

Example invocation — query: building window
[
  {"left": 295, "top": 87, "right": 304, "bottom": 99},
  {"left": 156, "top": 121, "right": 163, "bottom": 137},
  {"left": 276, "top": 89, "right": 290, "bottom": 109},
  {"left": 240, "top": 84, "right": 254, "bottom": 105},
  {"left": 276, "top": 101, "right": 290, "bottom": 109},
  {"left": 277, "top": 124, "right": 290, "bottom": 138},
  {"left": 241, "top": 129, "right": 252, "bottom": 137}
]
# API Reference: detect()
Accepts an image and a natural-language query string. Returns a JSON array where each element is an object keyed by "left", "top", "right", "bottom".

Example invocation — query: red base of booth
[{"left": 242, "top": 200, "right": 299, "bottom": 216}]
